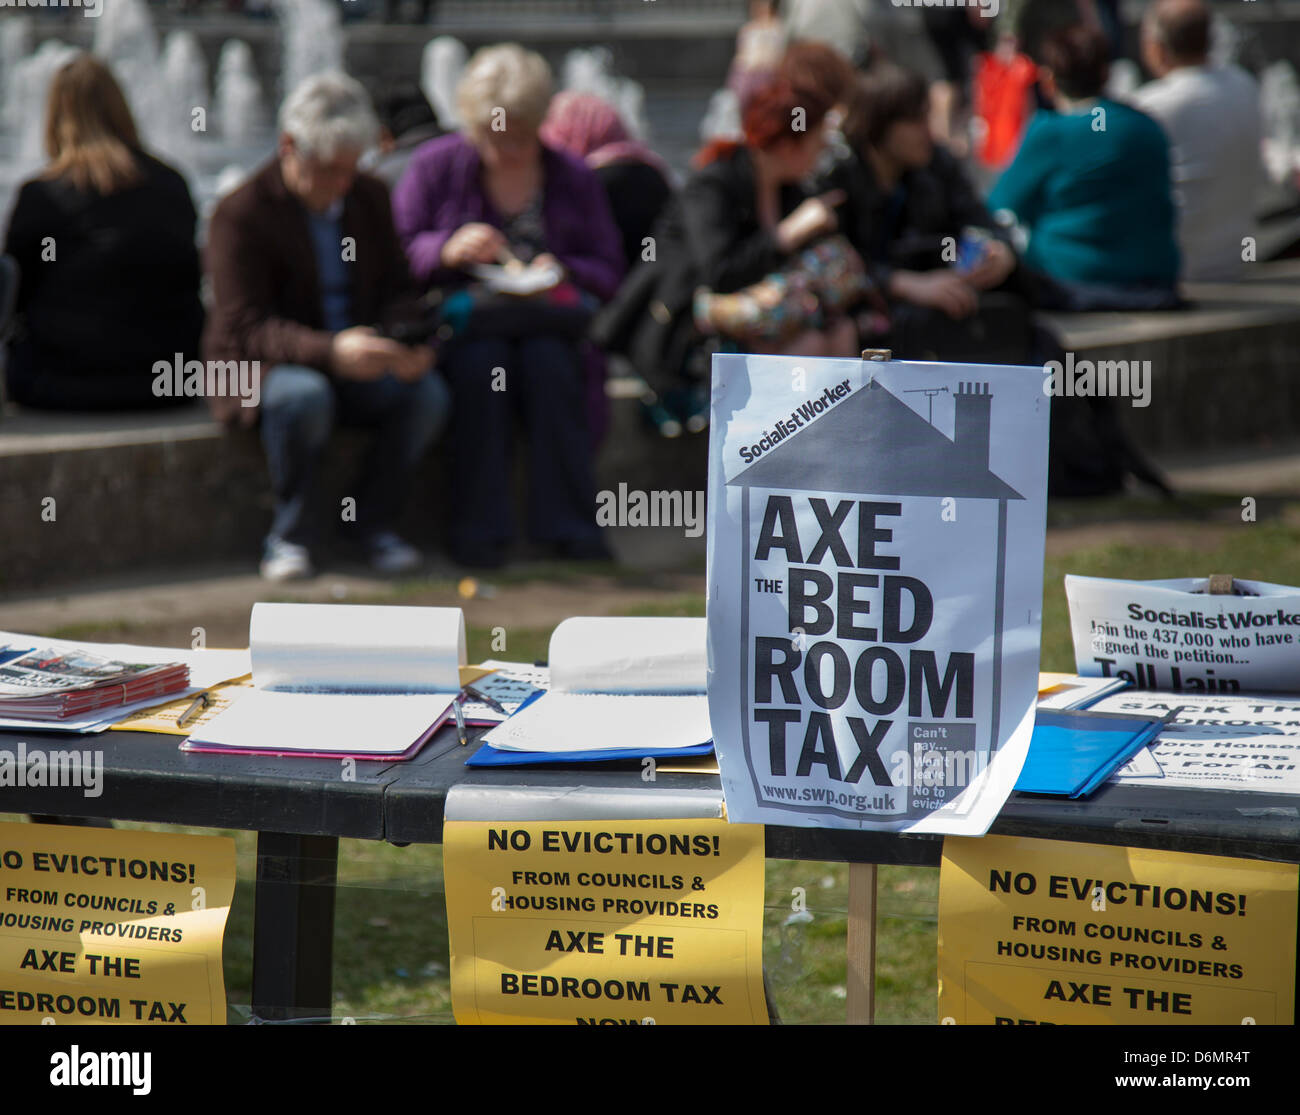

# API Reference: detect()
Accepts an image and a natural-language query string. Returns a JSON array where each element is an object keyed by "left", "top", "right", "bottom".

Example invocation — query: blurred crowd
[{"left": 0, "top": 0, "right": 1270, "bottom": 578}]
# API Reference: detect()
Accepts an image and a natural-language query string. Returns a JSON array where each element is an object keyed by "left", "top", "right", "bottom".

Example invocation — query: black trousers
[{"left": 440, "top": 334, "right": 602, "bottom": 553}]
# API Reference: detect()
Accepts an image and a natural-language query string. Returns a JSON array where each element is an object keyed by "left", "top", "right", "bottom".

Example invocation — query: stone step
[{"left": 0, "top": 378, "right": 705, "bottom": 594}]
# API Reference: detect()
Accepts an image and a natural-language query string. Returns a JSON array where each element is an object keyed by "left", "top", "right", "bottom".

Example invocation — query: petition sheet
[
  {"left": 706, "top": 355, "right": 1050, "bottom": 833},
  {"left": 1067, "top": 575, "right": 1300, "bottom": 693},
  {"left": 1093, "top": 690, "right": 1300, "bottom": 794}
]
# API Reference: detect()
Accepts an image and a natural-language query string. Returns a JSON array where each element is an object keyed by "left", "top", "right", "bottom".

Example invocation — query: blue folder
[
  {"left": 1014, "top": 708, "right": 1171, "bottom": 798},
  {"left": 466, "top": 740, "right": 714, "bottom": 767}
]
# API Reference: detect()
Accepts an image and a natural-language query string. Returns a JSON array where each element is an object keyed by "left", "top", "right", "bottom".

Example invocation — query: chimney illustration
[{"left": 953, "top": 382, "right": 992, "bottom": 471}]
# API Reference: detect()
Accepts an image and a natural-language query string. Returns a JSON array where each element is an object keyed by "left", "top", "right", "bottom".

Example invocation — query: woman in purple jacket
[{"left": 392, "top": 44, "right": 625, "bottom": 569}]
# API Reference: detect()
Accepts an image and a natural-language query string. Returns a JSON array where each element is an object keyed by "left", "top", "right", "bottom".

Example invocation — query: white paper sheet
[
  {"left": 1066, "top": 574, "right": 1300, "bottom": 693},
  {"left": 483, "top": 693, "right": 711, "bottom": 752},
  {"left": 186, "top": 691, "right": 455, "bottom": 756},
  {"left": 249, "top": 602, "right": 464, "bottom": 691},
  {"left": 470, "top": 262, "right": 563, "bottom": 295},
  {"left": 1093, "top": 689, "right": 1300, "bottom": 794},
  {"left": 548, "top": 617, "right": 706, "bottom": 694},
  {"left": 1113, "top": 744, "right": 1164, "bottom": 779},
  {"left": 480, "top": 617, "right": 710, "bottom": 753},
  {"left": 706, "top": 355, "right": 1050, "bottom": 834},
  {"left": 188, "top": 603, "right": 466, "bottom": 755}
]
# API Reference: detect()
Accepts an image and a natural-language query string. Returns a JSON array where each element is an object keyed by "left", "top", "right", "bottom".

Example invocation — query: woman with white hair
[
  {"left": 204, "top": 71, "right": 450, "bottom": 581},
  {"left": 393, "top": 43, "right": 624, "bottom": 570}
]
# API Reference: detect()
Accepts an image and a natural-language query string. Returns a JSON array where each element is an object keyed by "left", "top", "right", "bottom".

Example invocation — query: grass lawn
[{"left": 7, "top": 506, "right": 1295, "bottom": 1023}]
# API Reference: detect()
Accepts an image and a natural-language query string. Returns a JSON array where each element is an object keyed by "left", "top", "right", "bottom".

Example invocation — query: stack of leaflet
[
  {"left": 1014, "top": 708, "right": 1171, "bottom": 797},
  {"left": 183, "top": 603, "right": 466, "bottom": 760},
  {"left": 459, "top": 660, "right": 550, "bottom": 725},
  {"left": 0, "top": 642, "right": 189, "bottom": 722},
  {"left": 467, "top": 617, "right": 712, "bottom": 767}
]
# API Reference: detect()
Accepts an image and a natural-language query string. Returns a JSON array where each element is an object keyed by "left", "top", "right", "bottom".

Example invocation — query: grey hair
[{"left": 278, "top": 71, "right": 380, "bottom": 159}]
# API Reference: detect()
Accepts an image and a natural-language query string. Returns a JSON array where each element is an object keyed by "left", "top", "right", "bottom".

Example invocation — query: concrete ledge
[
  {"left": 1040, "top": 263, "right": 1300, "bottom": 455},
  {"left": 0, "top": 385, "right": 705, "bottom": 594}
]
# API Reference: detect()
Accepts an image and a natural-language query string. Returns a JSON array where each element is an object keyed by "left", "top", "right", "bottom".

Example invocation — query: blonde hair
[
  {"left": 43, "top": 54, "right": 142, "bottom": 195},
  {"left": 456, "top": 43, "right": 553, "bottom": 140}
]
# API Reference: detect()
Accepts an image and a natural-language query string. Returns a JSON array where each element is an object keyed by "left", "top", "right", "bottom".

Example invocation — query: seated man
[
  {"left": 203, "top": 72, "right": 449, "bottom": 581},
  {"left": 1132, "top": 0, "right": 1262, "bottom": 281}
]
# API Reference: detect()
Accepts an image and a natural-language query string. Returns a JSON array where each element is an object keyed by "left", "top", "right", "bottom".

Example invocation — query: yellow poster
[
  {"left": 939, "top": 833, "right": 1297, "bottom": 1025},
  {"left": 0, "top": 822, "right": 236, "bottom": 1025},
  {"left": 445, "top": 817, "right": 768, "bottom": 1024}
]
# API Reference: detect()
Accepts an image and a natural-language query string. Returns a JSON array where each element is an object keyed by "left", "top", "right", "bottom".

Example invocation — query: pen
[
  {"left": 176, "top": 691, "right": 211, "bottom": 729},
  {"left": 463, "top": 683, "right": 508, "bottom": 717},
  {"left": 453, "top": 697, "right": 468, "bottom": 747}
]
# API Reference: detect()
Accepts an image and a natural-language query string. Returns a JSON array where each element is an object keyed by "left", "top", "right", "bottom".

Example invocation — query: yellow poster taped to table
[
  {"left": 445, "top": 817, "right": 767, "bottom": 1024},
  {"left": 939, "top": 833, "right": 1297, "bottom": 1024},
  {"left": 0, "top": 822, "right": 235, "bottom": 1024}
]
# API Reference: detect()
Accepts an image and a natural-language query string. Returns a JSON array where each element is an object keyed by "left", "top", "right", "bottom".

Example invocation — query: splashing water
[
  {"left": 421, "top": 36, "right": 467, "bottom": 129},
  {"left": 274, "top": 0, "right": 345, "bottom": 101},
  {"left": 562, "top": 47, "right": 647, "bottom": 139},
  {"left": 215, "top": 40, "right": 268, "bottom": 147}
]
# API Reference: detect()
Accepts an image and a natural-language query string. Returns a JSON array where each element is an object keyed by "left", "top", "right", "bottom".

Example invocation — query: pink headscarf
[{"left": 540, "top": 90, "right": 670, "bottom": 177}]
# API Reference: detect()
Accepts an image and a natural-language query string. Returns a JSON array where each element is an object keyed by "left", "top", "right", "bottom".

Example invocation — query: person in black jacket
[
  {"left": 3, "top": 54, "right": 203, "bottom": 411},
  {"left": 825, "top": 63, "right": 1039, "bottom": 365},
  {"left": 680, "top": 77, "right": 861, "bottom": 359},
  {"left": 594, "top": 76, "right": 863, "bottom": 436},
  {"left": 836, "top": 65, "right": 1018, "bottom": 317}
]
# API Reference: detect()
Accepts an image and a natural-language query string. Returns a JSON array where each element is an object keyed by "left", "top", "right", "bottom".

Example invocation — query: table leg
[
  {"left": 252, "top": 832, "right": 339, "bottom": 1023},
  {"left": 846, "top": 861, "right": 878, "bottom": 1024}
]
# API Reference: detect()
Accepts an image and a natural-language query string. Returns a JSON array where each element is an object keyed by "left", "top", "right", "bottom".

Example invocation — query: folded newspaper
[{"left": 0, "top": 643, "right": 189, "bottom": 721}]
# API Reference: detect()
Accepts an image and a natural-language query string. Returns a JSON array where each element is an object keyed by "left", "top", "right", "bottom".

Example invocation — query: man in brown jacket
[{"left": 203, "top": 72, "right": 448, "bottom": 581}]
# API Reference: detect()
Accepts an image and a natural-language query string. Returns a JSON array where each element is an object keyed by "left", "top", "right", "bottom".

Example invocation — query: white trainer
[
  {"left": 260, "top": 539, "right": 315, "bottom": 582},
  {"left": 367, "top": 532, "right": 423, "bottom": 575}
]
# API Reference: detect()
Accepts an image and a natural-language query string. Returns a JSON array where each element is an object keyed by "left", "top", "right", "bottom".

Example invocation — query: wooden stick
[{"left": 846, "top": 861, "right": 878, "bottom": 1024}]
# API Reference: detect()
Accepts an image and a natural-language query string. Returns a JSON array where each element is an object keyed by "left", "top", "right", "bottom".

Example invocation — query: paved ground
[{"left": 0, "top": 526, "right": 707, "bottom": 649}]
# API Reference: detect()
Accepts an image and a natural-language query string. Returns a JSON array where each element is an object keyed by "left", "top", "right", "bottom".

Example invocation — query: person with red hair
[
  {"left": 593, "top": 77, "right": 868, "bottom": 441},
  {"left": 683, "top": 78, "right": 865, "bottom": 359}
]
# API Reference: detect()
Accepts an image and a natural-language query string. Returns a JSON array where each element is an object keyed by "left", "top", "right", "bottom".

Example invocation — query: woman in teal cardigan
[{"left": 989, "top": 22, "right": 1181, "bottom": 311}]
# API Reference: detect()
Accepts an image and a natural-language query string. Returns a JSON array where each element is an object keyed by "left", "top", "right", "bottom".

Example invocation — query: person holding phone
[{"left": 203, "top": 72, "right": 449, "bottom": 581}]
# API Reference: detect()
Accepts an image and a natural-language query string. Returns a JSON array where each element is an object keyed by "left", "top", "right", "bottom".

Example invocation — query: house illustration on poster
[{"left": 728, "top": 378, "right": 1024, "bottom": 819}]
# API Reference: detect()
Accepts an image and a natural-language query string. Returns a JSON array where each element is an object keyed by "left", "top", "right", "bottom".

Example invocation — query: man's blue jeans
[{"left": 258, "top": 364, "right": 449, "bottom": 553}]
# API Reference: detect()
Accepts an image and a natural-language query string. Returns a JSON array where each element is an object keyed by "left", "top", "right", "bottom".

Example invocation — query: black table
[{"left": 3, "top": 725, "right": 1297, "bottom": 1021}]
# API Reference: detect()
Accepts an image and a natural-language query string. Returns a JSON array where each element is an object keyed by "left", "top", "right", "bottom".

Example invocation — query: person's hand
[
  {"left": 522, "top": 252, "right": 564, "bottom": 290},
  {"left": 391, "top": 343, "right": 434, "bottom": 383},
  {"left": 441, "top": 222, "right": 506, "bottom": 268},
  {"left": 776, "top": 189, "right": 846, "bottom": 252},
  {"left": 963, "top": 238, "right": 1016, "bottom": 291},
  {"left": 889, "top": 269, "right": 979, "bottom": 319},
  {"left": 329, "top": 326, "right": 410, "bottom": 380}
]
